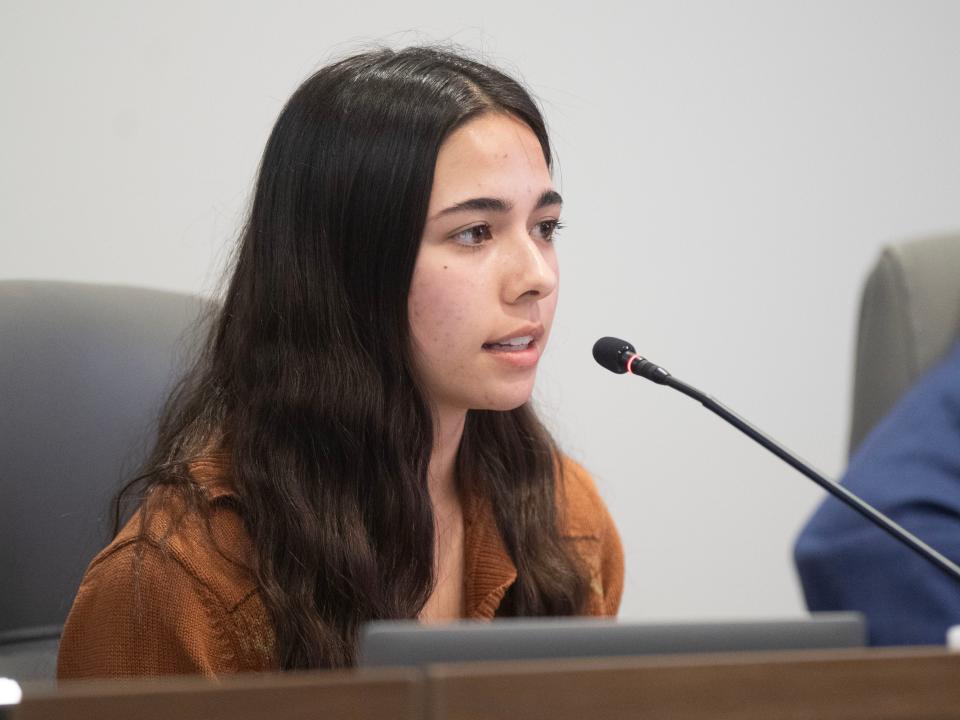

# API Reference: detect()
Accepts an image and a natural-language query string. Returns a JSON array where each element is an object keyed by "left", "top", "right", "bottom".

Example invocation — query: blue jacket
[{"left": 794, "top": 341, "right": 960, "bottom": 646}]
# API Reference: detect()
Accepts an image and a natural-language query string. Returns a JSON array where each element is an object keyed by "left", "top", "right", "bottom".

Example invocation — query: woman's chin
[{"left": 472, "top": 385, "right": 537, "bottom": 413}]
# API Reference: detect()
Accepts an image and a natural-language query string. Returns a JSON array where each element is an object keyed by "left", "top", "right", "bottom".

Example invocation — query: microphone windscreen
[{"left": 592, "top": 337, "right": 635, "bottom": 374}]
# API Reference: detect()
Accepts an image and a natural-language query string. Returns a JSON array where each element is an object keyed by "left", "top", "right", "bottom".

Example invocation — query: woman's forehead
[{"left": 427, "top": 114, "right": 553, "bottom": 215}]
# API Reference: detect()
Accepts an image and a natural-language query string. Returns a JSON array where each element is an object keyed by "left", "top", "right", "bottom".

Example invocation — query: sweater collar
[{"left": 463, "top": 490, "right": 518, "bottom": 619}]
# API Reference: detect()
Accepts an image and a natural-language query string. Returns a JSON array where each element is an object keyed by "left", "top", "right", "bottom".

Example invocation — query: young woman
[{"left": 57, "top": 45, "right": 623, "bottom": 677}]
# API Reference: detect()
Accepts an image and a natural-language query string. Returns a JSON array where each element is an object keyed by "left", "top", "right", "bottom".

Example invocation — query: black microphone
[{"left": 592, "top": 335, "right": 960, "bottom": 586}]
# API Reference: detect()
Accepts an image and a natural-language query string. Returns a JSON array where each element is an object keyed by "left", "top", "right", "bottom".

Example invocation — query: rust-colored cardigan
[{"left": 58, "top": 454, "right": 623, "bottom": 678}]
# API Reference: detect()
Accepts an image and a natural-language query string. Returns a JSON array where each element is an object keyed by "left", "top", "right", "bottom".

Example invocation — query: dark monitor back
[{"left": 358, "top": 613, "right": 867, "bottom": 667}]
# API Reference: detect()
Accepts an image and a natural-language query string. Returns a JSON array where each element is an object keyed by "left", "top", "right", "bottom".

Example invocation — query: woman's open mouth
[
  {"left": 482, "top": 335, "right": 534, "bottom": 352},
  {"left": 481, "top": 336, "right": 541, "bottom": 367}
]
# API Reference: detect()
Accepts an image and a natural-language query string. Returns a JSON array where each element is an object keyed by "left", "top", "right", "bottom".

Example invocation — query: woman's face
[{"left": 409, "top": 112, "right": 561, "bottom": 418}]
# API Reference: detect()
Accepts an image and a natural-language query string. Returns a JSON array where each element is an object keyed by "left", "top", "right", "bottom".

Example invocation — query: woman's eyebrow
[{"left": 430, "top": 189, "right": 563, "bottom": 221}]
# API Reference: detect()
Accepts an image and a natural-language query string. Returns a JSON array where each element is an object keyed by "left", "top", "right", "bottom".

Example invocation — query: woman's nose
[{"left": 503, "top": 233, "right": 558, "bottom": 304}]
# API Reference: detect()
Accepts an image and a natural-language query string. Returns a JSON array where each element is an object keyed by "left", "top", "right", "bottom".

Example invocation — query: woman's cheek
[{"left": 409, "top": 276, "right": 468, "bottom": 349}]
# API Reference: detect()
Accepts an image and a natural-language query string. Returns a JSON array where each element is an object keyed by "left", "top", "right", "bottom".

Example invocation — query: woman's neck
[{"left": 427, "top": 406, "right": 466, "bottom": 511}]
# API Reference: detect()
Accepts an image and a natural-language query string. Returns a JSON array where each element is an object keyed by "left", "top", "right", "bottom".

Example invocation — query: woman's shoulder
[
  {"left": 58, "top": 455, "right": 272, "bottom": 678},
  {"left": 554, "top": 453, "right": 625, "bottom": 616},
  {"left": 555, "top": 453, "right": 615, "bottom": 539},
  {"left": 112, "top": 494, "right": 254, "bottom": 602}
]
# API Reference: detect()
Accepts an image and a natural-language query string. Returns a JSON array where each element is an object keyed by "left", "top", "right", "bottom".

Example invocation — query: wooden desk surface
[
  {"left": 12, "top": 666, "right": 423, "bottom": 720},
  {"left": 426, "top": 646, "right": 960, "bottom": 720},
  {"left": 9, "top": 647, "right": 960, "bottom": 720}
]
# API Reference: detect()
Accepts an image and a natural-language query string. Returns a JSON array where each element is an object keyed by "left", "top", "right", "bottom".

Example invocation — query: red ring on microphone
[{"left": 623, "top": 353, "right": 637, "bottom": 374}]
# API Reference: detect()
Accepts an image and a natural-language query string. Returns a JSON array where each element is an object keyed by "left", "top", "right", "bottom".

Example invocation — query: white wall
[{"left": 4, "top": 1, "right": 960, "bottom": 621}]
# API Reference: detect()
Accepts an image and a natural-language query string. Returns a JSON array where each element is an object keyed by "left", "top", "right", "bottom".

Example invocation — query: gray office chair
[
  {"left": 848, "top": 233, "right": 960, "bottom": 456},
  {"left": 0, "top": 280, "right": 211, "bottom": 680}
]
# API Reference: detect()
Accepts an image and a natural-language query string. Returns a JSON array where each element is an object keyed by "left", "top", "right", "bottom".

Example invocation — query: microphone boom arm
[
  {"left": 666, "top": 372, "right": 960, "bottom": 585},
  {"left": 601, "top": 337, "right": 960, "bottom": 586}
]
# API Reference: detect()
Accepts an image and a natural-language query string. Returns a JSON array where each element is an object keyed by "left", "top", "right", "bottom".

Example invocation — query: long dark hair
[{"left": 118, "top": 45, "right": 589, "bottom": 669}]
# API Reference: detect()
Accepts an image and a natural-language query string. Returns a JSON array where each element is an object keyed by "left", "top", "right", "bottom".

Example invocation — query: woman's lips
[{"left": 482, "top": 338, "right": 541, "bottom": 368}]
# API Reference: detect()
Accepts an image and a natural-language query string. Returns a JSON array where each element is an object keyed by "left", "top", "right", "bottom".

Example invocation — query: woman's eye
[
  {"left": 452, "top": 224, "right": 492, "bottom": 246},
  {"left": 535, "top": 219, "right": 564, "bottom": 242}
]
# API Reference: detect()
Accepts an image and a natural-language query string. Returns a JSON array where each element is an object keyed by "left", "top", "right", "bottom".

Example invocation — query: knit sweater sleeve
[
  {"left": 57, "top": 537, "right": 246, "bottom": 679},
  {"left": 584, "top": 469, "right": 625, "bottom": 616},
  {"left": 598, "top": 493, "right": 625, "bottom": 616},
  {"left": 558, "top": 455, "right": 626, "bottom": 617}
]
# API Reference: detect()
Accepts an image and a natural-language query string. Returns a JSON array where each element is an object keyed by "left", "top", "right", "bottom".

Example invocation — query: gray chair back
[
  {"left": 849, "top": 234, "right": 960, "bottom": 455},
  {"left": 0, "top": 280, "right": 211, "bottom": 679}
]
